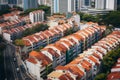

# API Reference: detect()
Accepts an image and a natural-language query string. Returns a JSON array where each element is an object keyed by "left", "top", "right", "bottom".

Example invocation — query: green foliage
[
  {"left": 64, "top": 28, "right": 78, "bottom": 36},
  {"left": 101, "top": 49, "right": 120, "bottom": 73},
  {"left": 95, "top": 47, "right": 120, "bottom": 80},
  {"left": 101, "top": 11, "right": 120, "bottom": 27},
  {"left": 22, "top": 24, "right": 49, "bottom": 37},
  {"left": 82, "top": 14, "right": 95, "bottom": 22},
  {"left": 78, "top": 11, "right": 120, "bottom": 28},
  {"left": 15, "top": 39, "right": 24, "bottom": 46},
  {"left": 78, "top": 12, "right": 101, "bottom": 23},
  {"left": 117, "top": 5, "right": 120, "bottom": 11},
  {"left": 77, "top": 12, "right": 84, "bottom": 21},
  {"left": 94, "top": 73, "right": 107, "bottom": 80},
  {"left": 35, "top": 46, "right": 44, "bottom": 51},
  {"left": 13, "top": 6, "right": 23, "bottom": 11}
]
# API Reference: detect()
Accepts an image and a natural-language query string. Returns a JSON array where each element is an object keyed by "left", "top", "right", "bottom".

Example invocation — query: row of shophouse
[
  {"left": 21, "top": 22, "right": 103, "bottom": 54},
  {"left": 2, "top": 22, "right": 43, "bottom": 41},
  {"left": 24, "top": 25, "right": 107, "bottom": 80},
  {"left": 47, "top": 31, "right": 120, "bottom": 80},
  {"left": 22, "top": 23, "right": 73, "bottom": 53},
  {"left": 0, "top": 10, "right": 45, "bottom": 41},
  {"left": 0, "top": 18, "right": 26, "bottom": 34}
]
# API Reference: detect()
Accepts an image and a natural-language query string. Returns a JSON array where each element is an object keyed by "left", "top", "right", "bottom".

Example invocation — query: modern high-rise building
[
  {"left": 0, "top": 0, "right": 8, "bottom": 10},
  {"left": 6, "top": 0, "right": 22, "bottom": 8},
  {"left": 0, "top": 0, "right": 8, "bottom": 4},
  {"left": 38, "top": 0, "right": 45, "bottom": 5},
  {"left": 38, "top": 0, "right": 51, "bottom": 6},
  {"left": 51, "top": 0, "right": 76, "bottom": 14},
  {"left": 117, "top": 0, "right": 120, "bottom": 10},
  {"left": 75, "top": 0, "right": 81, "bottom": 12},
  {"left": 95, "top": 0, "right": 117, "bottom": 10},
  {"left": 23, "top": 0, "right": 38, "bottom": 11},
  {"left": 77, "top": 0, "right": 91, "bottom": 8},
  {"left": 8, "top": 0, "right": 17, "bottom": 4},
  {"left": 95, "top": 0, "right": 106, "bottom": 9},
  {"left": 84, "top": 0, "right": 91, "bottom": 7},
  {"left": 106, "top": 0, "right": 117, "bottom": 10},
  {"left": 117, "top": 0, "right": 120, "bottom": 6}
]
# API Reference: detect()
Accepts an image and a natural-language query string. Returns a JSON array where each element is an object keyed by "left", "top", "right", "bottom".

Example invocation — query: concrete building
[
  {"left": 81, "top": 9, "right": 112, "bottom": 15},
  {"left": 23, "top": 0, "right": 38, "bottom": 11},
  {"left": 25, "top": 24, "right": 107, "bottom": 80},
  {"left": 38, "top": 0, "right": 51, "bottom": 6},
  {"left": 0, "top": 0, "right": 8, "bottom": 3},
  {"left": 51, "top": 0, "right": 76, "bottom": 14},
  {"left": 2, "top": 22, "right": 42, "bottom": 42},
  {"left": 95, "top": 0, "right": 117, "bottom": 10},
  {"left": 25, "top": 51, "right": 52, "bottom": 80},
  {"left": 83, "top": 0, "right": 91, "bottom": 7},
  {"left": 29, "top": 10, "right": 45, "bottom": 23},
  {"left": 0, "top": 4, "right": 9, "bottom": 10},
  {"left": 0, "top": 19, "right": 25, "bottom": 34},
  {"left": 21, "top": 23, "right": 72, "bottom": 53},
  {"left": 106, "top": 0, "right": 117, "bottom": 10},
  {"left": 117, "top": 0, "right": 120, "bottom": 10},
  {"left": 0, "top": 0, "right": 8, "bottom": 10},
  {"left": 95, "top": 0, "right": 106, "bottom": 9},
  {"left": 75, "top": 0, "right": 81, "bottom": 11},
  {"left": 8, "top": 0, "right": 17, "bottom": 4},
  {"left": 48, "top": 30, "right": 120, "bottom": 80},
  {"left": 8, "top": 0, "right": 22, "bottom": 7}
]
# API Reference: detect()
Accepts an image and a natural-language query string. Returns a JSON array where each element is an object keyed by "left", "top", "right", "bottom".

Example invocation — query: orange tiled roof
[
  {"left": 29, "top": 51, "right": 39, "bottom": 57},
  {"left": 27, "top": 57, "right": 37, "bottom": 64},
  {"left": 88, "top": 56, "right": 99, "bottom": 65},
  {"left": 107, "top": 72, "right": 120, "bottom": 80},
  {"left": 72, "top": 34, "right": 83, "bottom": 41},
  {"left": 93, "top": 52, "right": 102, "bottom": 60},
  {"left": 55, "top": 42, "right": 68, "bottom": 53},
  {"left": 42, "top": 48, "right": 60, "bottom": 57},
  {"left": 66, "top": 65, "right": 84, "bottom": 79},
  {"left": 59, "top": 73, "right": 74, "bottom": 80},
  {"left": 55, "top": 66, "right": 68, "bottom": 70}
]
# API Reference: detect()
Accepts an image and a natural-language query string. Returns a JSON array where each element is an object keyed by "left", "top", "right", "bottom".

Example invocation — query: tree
[
  {"left": 95, "top": 47, "right": 120, "bottom": 80},
  {"left": 102, "top": 11, "right": 120, "bottom": 27},
  {"left": 22, "top": 24, "right": 49, "bottom": 37},
  {"left": 77, "top": 12, "right": 101, "bottom": 23},
  {"left": 82, "top": 14, "right": 96, "bottom": 22},
  {"left": 15, "top": 39, "right": 24, "bottom": 46},
  {"left": 13, "top": 5, "right": 23, "bottom": 11},
  {"left": 78, "top": 12, "right": 84, "bottom": 20},
  {"left": 95, "top": 73, "right": 107, "bottom": 80}
]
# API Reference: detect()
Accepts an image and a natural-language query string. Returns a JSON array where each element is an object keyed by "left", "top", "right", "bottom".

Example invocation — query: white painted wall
[{"left": 3, "top": 33, "right": 11, "bottom": 42}]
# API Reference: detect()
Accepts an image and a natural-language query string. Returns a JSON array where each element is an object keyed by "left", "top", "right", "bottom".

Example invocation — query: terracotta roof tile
[
  {"left": 27, "top": 57, "right": 37, "bottom": 64},
  {"left": 29, "top": 51, "right": 39, "bottom": 57},
  {"left": 59, "top": 73, "right": 74, "bottom": 80},
  {"left": 42, "top": 48, "right": 60, "bottom": 57},
  {"left": 107, "top": 72, "right": 120, "bottom": 80},
  {"left": 88, "top": 56, "right": 99, "bottom": 65}
]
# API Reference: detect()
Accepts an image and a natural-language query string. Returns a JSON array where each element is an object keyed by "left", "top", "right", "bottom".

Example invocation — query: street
[{"left": 4, "top": 43, "right": 32, "bottom": 80}]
